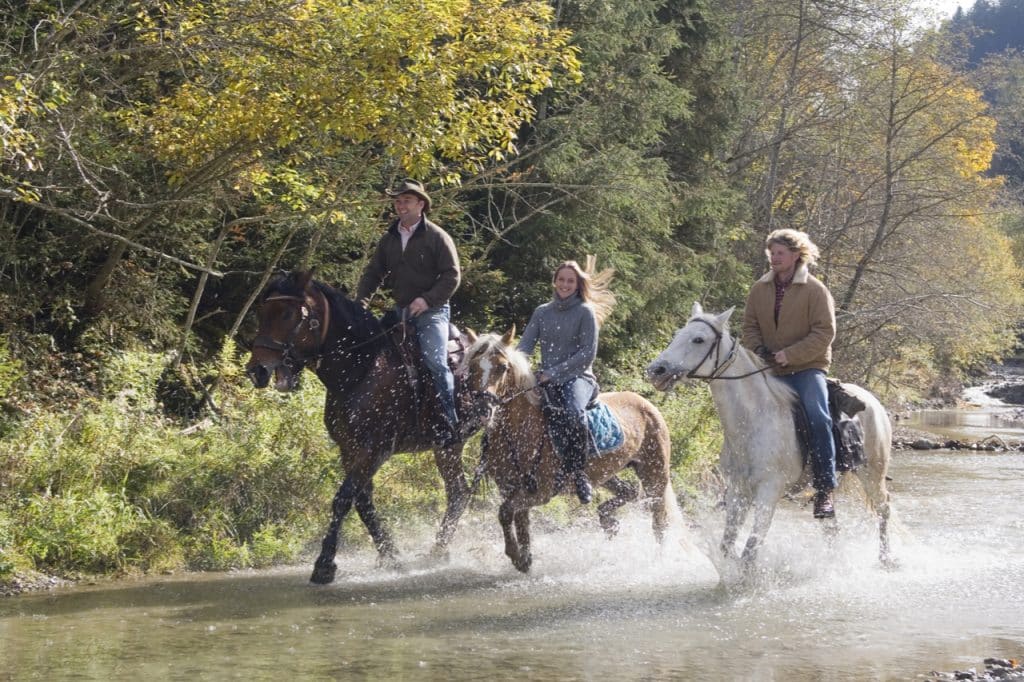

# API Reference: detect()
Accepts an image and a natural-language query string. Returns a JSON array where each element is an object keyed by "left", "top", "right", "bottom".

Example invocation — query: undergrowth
[{"left": 0, "top": 341, "right": 723, "bottom": 585}]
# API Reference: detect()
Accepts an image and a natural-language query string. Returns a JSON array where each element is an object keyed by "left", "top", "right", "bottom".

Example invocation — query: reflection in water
[
  {"left": 904, "top": 404, "right": 1024, "bottom": 442},
  {"left": 2, "top": 450, "right": 1023, "bottom": 680}
]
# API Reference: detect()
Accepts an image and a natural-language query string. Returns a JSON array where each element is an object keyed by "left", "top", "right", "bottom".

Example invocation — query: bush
[
  {"left": 0, "top": 345, "right": 342, "bottom": 580},
  {"left": 0, "top": 340, "right": 729, "bottom": 584}
]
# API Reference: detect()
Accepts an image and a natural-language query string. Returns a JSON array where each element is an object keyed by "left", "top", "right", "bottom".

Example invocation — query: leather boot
[
  {"left": 813, "top": 489, "right": 835, "bottom": 518},
  {"left": 573, "top": 470, "right": 593, "bottom": 504}
]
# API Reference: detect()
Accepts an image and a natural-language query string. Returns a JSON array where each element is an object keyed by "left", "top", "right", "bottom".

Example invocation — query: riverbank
[
  {"left": 0, "top": 571, "right": 69, "bottom": 597},
  {"left": 925, "top": 657, "right": 1024, "bottom": 681},
  {"left": 1, "top": 422, "right": 964, "bottom": 599}
]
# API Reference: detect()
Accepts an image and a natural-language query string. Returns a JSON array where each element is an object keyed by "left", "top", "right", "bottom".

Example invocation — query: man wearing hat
[{"left": 356, "top": 179, "right": 463, "bottom": 446}]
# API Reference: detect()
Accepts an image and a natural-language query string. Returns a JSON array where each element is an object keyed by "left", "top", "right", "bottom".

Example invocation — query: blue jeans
[
  {"left": 777, "top": 368, "right": 837, "bottom": 491},
  {"left": 542, "top": 376, "right": 598, "bottom": 472},
  {"left": 406, "top": 304, "right": 458, "bottom": 426}
]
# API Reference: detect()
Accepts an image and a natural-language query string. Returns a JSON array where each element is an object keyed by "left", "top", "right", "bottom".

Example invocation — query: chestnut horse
[
  {"left": 646, "top": 302, "right": 895, "bottom": 578},
  {"left": 245, "top": 271, "right": 480, "bottom": 584},
  {"left": 461, "top": 328, "right": 681, "bottom": 572}
]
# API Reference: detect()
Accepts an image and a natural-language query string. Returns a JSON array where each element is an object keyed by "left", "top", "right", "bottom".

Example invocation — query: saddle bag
[
  {"left": 791, "top": 379, "right": 868, "bottom": 473},
  {"left": 832, "top": 412, "right": 866, "bottom": 472},
  {"left": 827, "top": 380, "right": 867, "bottom": 472}
]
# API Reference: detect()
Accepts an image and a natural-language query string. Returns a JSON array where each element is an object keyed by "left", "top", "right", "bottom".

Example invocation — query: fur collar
[{"left": 757, "top": 261, "right": 810, "bottom": 285}]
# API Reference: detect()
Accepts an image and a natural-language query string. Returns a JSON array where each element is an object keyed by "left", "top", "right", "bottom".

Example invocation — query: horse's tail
[
  {"left": 660, "top": 478, "right": 702, "bottom": 554},
  {"left": 662, "top": 478, "right": 685, "bottom": 527}
]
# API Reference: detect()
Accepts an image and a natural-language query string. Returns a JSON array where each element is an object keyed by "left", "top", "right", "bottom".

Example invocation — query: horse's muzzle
[
  {"left": 247, "top": 362, "right": 271, "bottom": 389},
  {"left": 645, "top": 362, "right": 680, "bottom": 391}
]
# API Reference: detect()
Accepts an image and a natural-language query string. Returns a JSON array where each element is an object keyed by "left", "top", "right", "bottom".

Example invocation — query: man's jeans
[
  {"left": 777, "top": 368, "right": 837, "bottom": 490},
  {"left": 406, "top": 303, "right": 458, "bottom": 427}
]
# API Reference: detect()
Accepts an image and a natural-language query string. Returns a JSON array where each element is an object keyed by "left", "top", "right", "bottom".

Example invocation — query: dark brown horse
[
  {"left": 245, "top": 271, "right": 478, "bottom": 584},
  {"left": 461, "top": 328, "right": 682, "bottom": 573}
]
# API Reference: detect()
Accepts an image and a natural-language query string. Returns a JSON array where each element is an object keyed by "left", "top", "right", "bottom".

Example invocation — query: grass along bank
[{"left": 0, "top": 343, "right": 722, "bottom": 593}]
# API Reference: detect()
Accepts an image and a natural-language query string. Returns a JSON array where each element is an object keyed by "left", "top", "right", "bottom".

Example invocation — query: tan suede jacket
[{"left": 740, "top": 262, "right": 835, "bottom": 375}]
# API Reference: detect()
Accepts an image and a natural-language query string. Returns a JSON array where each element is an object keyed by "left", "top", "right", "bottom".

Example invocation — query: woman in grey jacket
[{"left": 517, "top": 258, "right": 615, "bottom": 504}]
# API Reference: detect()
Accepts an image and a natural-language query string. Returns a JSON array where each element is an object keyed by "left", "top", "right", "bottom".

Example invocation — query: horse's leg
[
  {"left": 353, "top": 480, "right": 397, "bottom": 568},
  {"left": 431, "top": 442, "right": 471, "bottom": 555},
  {"left": 636, "top": 456, "right": 673, "bottom": 544},
  {"left": 721, "top": 487, "right": 748, "bottom": 560},
  {"left": 311, "top": 448, "right": 390, "bottom": 584},
  {"left": 498, "top": 497, "right": 527, "bottom": 572},
  {"left": 311, "top": 473, "right": 364, "bottom": 584},
  {"left": 597, "top": 476, "right": 639, "bottom": 538},
  {"left": 856, "top": 457, "right": 897, "bottom": 569},
  {"left": 740, "top": 487, "right": 782, "bottom": 564},
  {"left": 513, "top": 508, "right": 532, "bottom": 573}
]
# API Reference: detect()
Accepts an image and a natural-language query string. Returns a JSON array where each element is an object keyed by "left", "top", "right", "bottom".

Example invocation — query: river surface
[{"left": 2, "top": 403, "right": 1023, "bottom": 680}]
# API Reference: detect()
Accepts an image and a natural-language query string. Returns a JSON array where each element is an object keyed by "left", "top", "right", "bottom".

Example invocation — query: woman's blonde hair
[
  {"left": 552, "top": 255, "right": 616, "bottom": 326},
  {"left": 765, "top": 228, "right": 820, "bottom": 267}
]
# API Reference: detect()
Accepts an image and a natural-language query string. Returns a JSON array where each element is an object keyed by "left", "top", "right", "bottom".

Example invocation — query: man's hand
[
  {"left": 407, "top": 297, "right": 430, "bottom": 317},
  {"left": 774, "top": 349, "right": 789, "bottom": 366}
]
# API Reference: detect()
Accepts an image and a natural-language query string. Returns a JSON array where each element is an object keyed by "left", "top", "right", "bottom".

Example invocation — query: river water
[{"left": 2, "top": 401, "right": 1023, "bottom": 680}]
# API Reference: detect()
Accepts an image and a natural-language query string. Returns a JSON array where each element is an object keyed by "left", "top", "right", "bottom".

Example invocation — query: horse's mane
[
  {"left": 463, "top": 333, "right": 539, "bottom": 402},
  {"left": 693, "top": 312, "right": 798, "bottom": 407},
  {"left": 264, "top": 272, "right": 385, "bottom": 353}
]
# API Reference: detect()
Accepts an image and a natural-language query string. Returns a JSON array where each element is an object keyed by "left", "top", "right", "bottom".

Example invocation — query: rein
[
  {"left": 253, "top": 291, "right": 400, "bottom": 369},
  {"left": 685, "top": 318, "right": 775, "bottom": 382}
]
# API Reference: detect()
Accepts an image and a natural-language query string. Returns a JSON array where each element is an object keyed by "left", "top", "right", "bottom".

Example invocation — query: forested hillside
[{"left": 3, "top": 0, "right": 1024, "bottom": 584}]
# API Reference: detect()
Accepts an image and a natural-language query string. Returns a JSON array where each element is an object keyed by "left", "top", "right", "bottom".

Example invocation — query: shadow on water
[{"left": 2, "top": 566, "right": 513, "bottom": 621}]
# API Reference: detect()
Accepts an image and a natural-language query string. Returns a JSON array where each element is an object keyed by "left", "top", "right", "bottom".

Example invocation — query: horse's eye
[{"left": 693, "top": 337, "right": 705, "bottom": 345}]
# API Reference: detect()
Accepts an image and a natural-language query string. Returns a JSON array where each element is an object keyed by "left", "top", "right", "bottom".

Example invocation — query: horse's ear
[
  {"left": 715, "top": 307, "right": 735, "bottom": 327},
  {"left": 501, "top": 324, "right": 516, "bottom": 346},
  {"left": 295, "top": 270, "right": 313, "bottom": 290},
  {"left": 691, "top": 301, "right": 704, "bottom": 318},
  {"left": 466, "top": 328, "right": 478, "bottom": 344}
]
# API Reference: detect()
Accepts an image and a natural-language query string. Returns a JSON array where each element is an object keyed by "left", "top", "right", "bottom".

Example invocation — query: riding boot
[
  {"left": 573, "top": 469, "right": 593, "bottom": 504},
  {"left": 541, "top": 385, "right": 594, "bottom": 504},
  {"left": 813, "top": 489, "right": 835, "bottom": 518},
  {"left": 561, "top": 417, "right": 593, "bottom": 504}
]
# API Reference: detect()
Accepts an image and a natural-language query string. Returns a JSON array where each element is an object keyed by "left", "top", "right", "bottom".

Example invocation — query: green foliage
[
  {"left": 0, "top": 346, "right": 340, "bottom": 578},
  {"left": 19, "top": 489, "right": 141, "bottom": 572},
  {"left": 458, "top": 0, "right": 749, "bottom": 362},
  {"left": 0, "top": 336, "right": 21, "bottom": 396}
]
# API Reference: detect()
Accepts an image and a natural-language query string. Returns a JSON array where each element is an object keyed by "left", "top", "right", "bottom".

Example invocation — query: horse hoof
[
  {"left": 376, "top": 552, "right": 401, "bottom": 571},
  {"left": 513, "top": 554, "right": 532, "bottom": 573},
  {"left": 600, "top": 518, "right": 620, "bottom": 538},
  {"left": 310, "top": 562, "right": 337, "bottom": 585},
  {"left": 880, "top": 556, "right": 901, "bottom": 571},
  {"left": 428, "top": 545, "right": 451, "bottom": 563}
]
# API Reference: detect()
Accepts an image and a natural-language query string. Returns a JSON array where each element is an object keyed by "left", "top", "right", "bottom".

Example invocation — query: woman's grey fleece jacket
[{"left": 516, "top": 293, "right": 598, "bottom": 384}]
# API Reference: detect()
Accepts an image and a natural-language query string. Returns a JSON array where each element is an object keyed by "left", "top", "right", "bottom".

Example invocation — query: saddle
[
  {"left": 540, "top": 392, "right": 625, "bottom": 457},
  {"left": 385, "top": 320, "right": 482, "bottom": 434},
  {"left": 793, "top": 379, "right": 867, "bottom": 473}
]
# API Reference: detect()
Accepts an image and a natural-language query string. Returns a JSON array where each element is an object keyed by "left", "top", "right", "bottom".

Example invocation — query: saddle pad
[{"left": 587, "top": 400, "right": 624, "bottom": 454}]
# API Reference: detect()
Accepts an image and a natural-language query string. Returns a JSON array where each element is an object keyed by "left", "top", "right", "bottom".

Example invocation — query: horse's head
[
  {"left": 459, "top": 325, "right": 537, "bottom": 422},
  {"left": 245, "top": 271, "right": 329, "bottom": 391},
  {"left": 646, "top": 301, "right": 735, "bottom": 390}
]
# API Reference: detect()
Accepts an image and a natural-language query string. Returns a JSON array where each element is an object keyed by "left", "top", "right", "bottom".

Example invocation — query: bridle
[
  {"left": 251, "top": 289, "right": 421, "bottom": 374},
  {"left": 682, "top": 318, "right": 774, "bottom": 381},
  {"left": 465, "top": 347, "right": 537, "bottom": 410},
  {"left": 251, "top": 291, "right": 331, "bottom": 372}
]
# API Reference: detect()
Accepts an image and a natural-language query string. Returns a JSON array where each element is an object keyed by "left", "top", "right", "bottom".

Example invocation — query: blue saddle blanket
[{"left": 587, "top": 400, "right": 624, "bottom": 454}]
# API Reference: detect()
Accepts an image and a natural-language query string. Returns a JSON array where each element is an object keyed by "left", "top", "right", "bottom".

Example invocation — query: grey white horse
[{"left": 646, "top": 302, "right": 896, "bottom": 579}]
